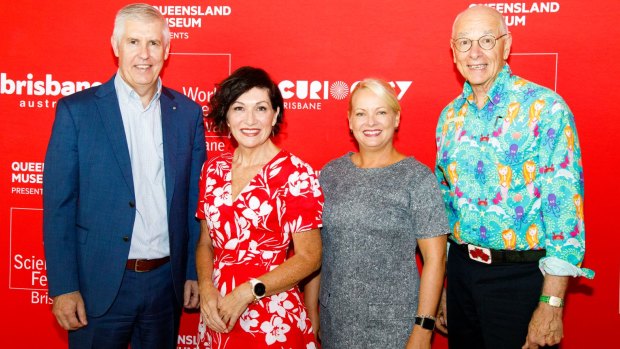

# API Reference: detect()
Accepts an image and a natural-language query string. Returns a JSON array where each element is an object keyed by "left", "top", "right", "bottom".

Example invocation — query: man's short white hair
[{"left": 112, "top": 3, "right": 170, "bottom": 47}]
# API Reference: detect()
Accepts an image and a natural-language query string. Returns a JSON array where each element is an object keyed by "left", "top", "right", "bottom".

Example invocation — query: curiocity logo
[{"left": 278, "top": 79, "right": 413, "bottom": 111}]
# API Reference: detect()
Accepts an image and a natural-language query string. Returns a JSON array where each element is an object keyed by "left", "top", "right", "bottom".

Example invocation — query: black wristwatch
[
  {"left": 414, "top": 315, "right": 436, "bottom": 330},
  {"left": 249, "top": 279, "right": 266, "bottom": 303}
]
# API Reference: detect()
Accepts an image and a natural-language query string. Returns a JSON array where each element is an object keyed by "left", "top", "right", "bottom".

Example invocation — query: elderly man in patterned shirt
[{"left": 434, "top": 5, "right": 594, "bottom": 349}]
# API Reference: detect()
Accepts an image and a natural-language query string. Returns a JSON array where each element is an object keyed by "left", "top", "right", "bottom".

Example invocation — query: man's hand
[
  {"left": 435, "top": 287, "right": 448, "bottom": 334},
  {"left": 199, "top": 284, "right": 227, "bottom": 333},
  {"left": 522, "top": 304, "right": 563, "bottom": 348},
  {"left": 52, "top": 291, "right": 88, "bottom": 330},
  {"left": 184, "top": 280, "right": 200, "bottom": 309}
]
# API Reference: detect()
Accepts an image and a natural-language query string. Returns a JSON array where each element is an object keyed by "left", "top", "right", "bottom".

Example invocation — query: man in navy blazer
[{"left": 43, "top": 4, "right": 206, "bottom": 348}]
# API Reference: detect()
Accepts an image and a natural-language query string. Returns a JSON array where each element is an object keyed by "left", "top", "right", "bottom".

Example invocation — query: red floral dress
[{"left": 196, "top": 150, "right": 323, "bottom": 349}]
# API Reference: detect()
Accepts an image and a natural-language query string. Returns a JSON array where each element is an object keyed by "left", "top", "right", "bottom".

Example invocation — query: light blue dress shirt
[{"left": 114, "top": 73, "right": 169, "bottom": 259}]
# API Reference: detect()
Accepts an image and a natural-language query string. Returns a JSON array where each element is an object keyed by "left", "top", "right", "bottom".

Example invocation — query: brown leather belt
[{"left": 126, "top": 256, "right": 170, "bottom": 272}]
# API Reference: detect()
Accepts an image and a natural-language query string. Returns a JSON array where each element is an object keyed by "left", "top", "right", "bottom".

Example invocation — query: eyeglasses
[{"left": 452, "top": 33, "right": 510, "bottom": 52}]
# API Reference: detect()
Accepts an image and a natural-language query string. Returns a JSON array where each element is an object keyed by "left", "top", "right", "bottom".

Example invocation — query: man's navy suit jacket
[{"left": 43, "top": 76, "right": 206, "bottom": 316}]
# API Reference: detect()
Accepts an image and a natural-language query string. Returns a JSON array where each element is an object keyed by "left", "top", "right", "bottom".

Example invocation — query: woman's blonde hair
[{"left": 348, "top": 78, "right": 401, "bottom": 113}]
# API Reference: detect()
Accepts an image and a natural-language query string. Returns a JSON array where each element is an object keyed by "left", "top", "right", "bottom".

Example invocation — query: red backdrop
[{"left": 1, "top": 0, "right": 618, "bottom": 347}]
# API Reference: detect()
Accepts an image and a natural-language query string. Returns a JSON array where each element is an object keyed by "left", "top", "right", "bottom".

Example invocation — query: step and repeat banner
[{"left": 1, "top": 0, "right": 618, "bottom": 347}]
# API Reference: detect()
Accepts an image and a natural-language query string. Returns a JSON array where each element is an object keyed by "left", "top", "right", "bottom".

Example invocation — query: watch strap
[
  {"left": 539, "top": 295, "right": 564, "bottom": 308},
  {"left": 414, "top": 315, "right": 436, "bottom": 330}
]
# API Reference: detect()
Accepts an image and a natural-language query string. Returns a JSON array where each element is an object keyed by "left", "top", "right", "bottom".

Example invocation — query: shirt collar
[
  {"left": 114, "top": 72, "right": 162, "bottom": 110},
  {"left": 459, "top": 64, "right": 512, "bottom": 108}
]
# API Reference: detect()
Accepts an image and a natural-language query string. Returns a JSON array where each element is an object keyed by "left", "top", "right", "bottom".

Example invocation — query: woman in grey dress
[{"left": 306, "top": 79, "right": 449, "bottom": 349}]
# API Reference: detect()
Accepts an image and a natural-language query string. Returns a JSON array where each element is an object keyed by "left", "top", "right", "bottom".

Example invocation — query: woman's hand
[
  {"left": 302, "top": 271, "right": 321, "bottom": 341},
  {"left": 405, "top": 326, "right": 433, "bottom": 349},
  {"left": 309, "top": 311, "right": 320, "bottom": 340},
  {"left": 199, "top": 284, "right": 228, "bottom": 333},
  {"left": 218, "top": 282, "right": 255, "bottom": 332}
]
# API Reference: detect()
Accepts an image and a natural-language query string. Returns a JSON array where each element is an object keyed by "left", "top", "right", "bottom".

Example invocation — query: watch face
[
  {"left": 254, "top": 282, "right": 266, "bottom": 297},
  {"left": 549, "top": 297, "right": 562, "bottom": 307}
]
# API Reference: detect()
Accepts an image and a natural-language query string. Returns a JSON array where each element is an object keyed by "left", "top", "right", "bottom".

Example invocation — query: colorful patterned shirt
[{"left": 435, "top": 64, "right": 593, "bottom": 278}]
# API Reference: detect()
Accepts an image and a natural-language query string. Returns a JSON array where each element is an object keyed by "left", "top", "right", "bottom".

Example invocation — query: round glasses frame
[{"left": 452, "top": 33, "right": 510, "bottom": 52}]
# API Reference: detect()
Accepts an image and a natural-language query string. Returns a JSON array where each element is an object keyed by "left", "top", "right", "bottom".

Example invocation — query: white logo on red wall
[
  {"left": 154, "top": 4, "right": 233, "bottom": 40},
  {"left": 0, "top": 72, "right": 101, "bottom": 109},
  {"left": 329, "top": 81, "right": 349, "bottom": 100},
  {"left": 177, "top": 335, "right": 198, "bottom": 348},
  {"left": 9, "top": 208, "right": 52, "bottom": 305},
  {"left": 278, "top": 79, "right": 413, "bottom": 111},
  {"left": 471, "top": 2, "right": 560, "bottom": 26},
  {"left": 11, "top": 161, "right": 44, "bottom": 196},
  {"left": 165, "top": 52, "right": 234, "bottom": 156}
]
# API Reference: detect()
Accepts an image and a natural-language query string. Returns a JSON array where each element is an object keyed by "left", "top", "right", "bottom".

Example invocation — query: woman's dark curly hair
[{"left": 208, "top": 66, "right": 284, "bottom": 135}]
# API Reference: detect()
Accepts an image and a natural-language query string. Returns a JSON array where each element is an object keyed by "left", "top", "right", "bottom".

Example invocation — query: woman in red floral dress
[{"left": 195, "top": 66, "right": 323, "bottom": 349}]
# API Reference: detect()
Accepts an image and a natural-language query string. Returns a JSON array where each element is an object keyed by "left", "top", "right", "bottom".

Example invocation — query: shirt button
[
  {"left": 129, "top": 201, "right": 135, "bottom": 208},
  {"left": 123, "top": 236, "right": 129, "bottom": 242}
]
